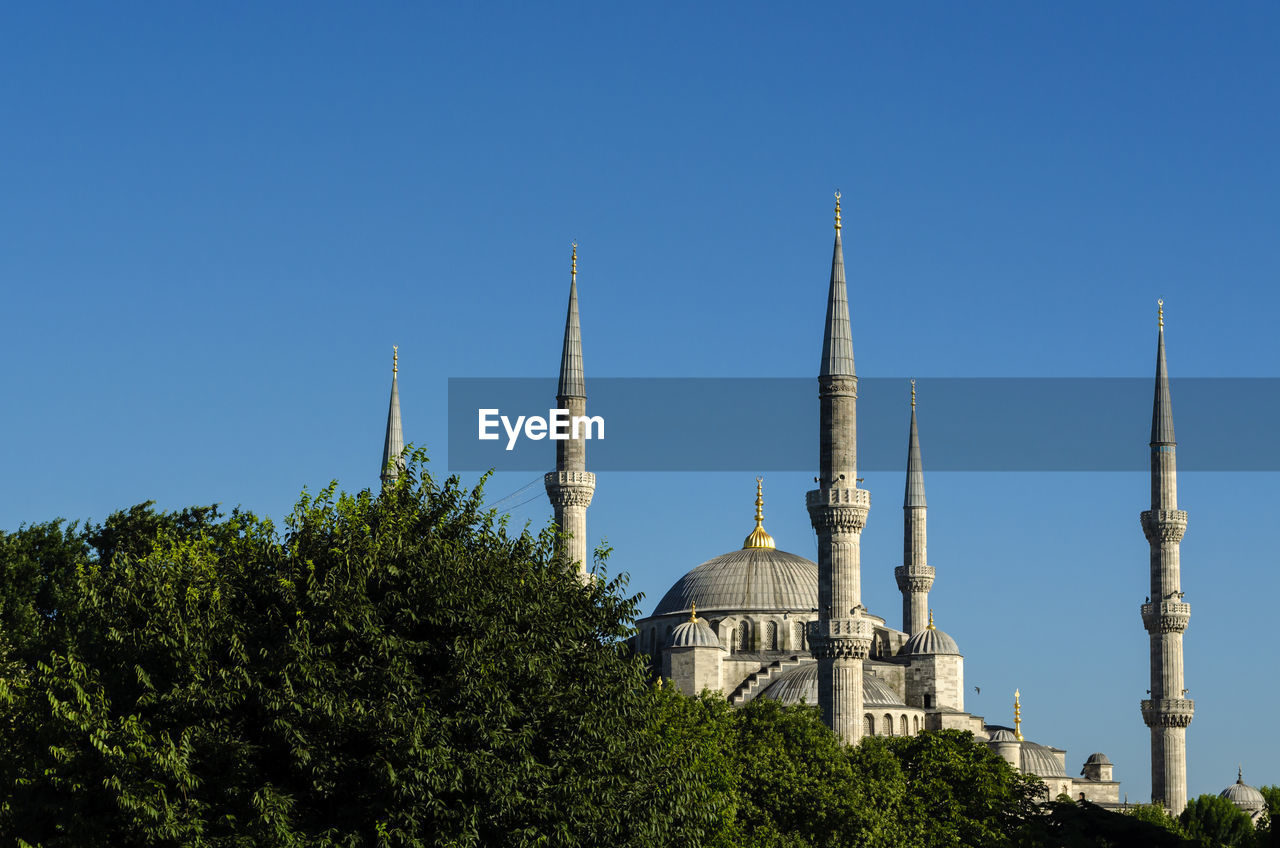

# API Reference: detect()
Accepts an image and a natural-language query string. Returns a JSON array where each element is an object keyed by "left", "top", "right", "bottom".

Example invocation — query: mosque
[{"left": 379, "top": 197, "right": 1271, "bottom": 816}]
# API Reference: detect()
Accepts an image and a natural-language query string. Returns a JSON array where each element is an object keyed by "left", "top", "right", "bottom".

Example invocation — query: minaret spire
[
  {"left": 558, "top": 242, "right": 585, "bottom": 399},
  {"left": 1140, "top": 299, "right": 1193, "bottom": 813},
  {"left": 896, "top": 380, "right": 934, "bottom": 635},
  {"left": 807, "top": 191, "right": 872, "bottom": 744},
  {"left": 380, "top": 345, "right": 404, "bottom": 485},
  {"left": 545, "top": 242, "right": 596, "bottom": 579}
]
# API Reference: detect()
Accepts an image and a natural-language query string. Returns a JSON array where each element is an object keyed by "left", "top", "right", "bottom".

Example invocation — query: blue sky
[{"left": 3, "top": 3, "right": 1278, "bottom": 802}]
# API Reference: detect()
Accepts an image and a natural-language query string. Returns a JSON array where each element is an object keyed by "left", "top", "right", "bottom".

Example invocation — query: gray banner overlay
[{"left": 447, "top": 378, "right": 1268, "bottom": 471}]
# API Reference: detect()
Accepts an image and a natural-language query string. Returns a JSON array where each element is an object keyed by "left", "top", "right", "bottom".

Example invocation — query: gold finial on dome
[
  {"left": 834, "top": 190, "right": 842, "bottom": 231},
  {"left": 743, "top": 476, "right": 776, "bottom": 549},
  {"left": 1014, "top": 689, "right": 1024, "bottom": 741},
  {"left": 690, "top": 602, "right": 697, "bottom": 622},
  {"left": 927, "top": 608, "right": 935, "bottom": 630}
]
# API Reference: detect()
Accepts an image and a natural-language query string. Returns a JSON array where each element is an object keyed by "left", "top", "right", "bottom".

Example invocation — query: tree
[
  {"left": 1180, "top": 794, "right": 1257, "bottom": 848},
  {"left": 0, "top": 452, "right": 729, "bottom": 846}
]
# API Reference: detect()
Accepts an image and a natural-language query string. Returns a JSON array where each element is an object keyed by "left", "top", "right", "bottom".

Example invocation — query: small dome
[
  {"left": 902, "top": 610, "right": 961, "bottom": 656},
  {"left": 667, "top": 616, "right": 722, "bottom": 649},
  {"left": 987, "top": 729, "right": 1018, "bottom": 743},
  {"left": 757, "top": 661, "right": 907, "bottom": 708},
  {"left": 902, "top": 627, "right": 960, "bottom": 656},
  {"left": 1084, "top": 752, "right": 1112, "bottom": 765},
  {"left": 1220, "top": 770, "right": 1265, "bottom": 813}
]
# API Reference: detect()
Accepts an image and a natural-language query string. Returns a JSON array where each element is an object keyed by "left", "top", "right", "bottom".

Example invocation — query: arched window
[
  {"left": 884, "top": 713, "right": 894, "bottom": 735},
  {"left": 900, "top": 715, "right": 909, "bottom": 736},
  {"left": 765, "top": 621, "right": 778, "bottom": 651},
  {"left": 865, "top": 714, "right": 875, "bottom": 736},
  {"left": 913, "top": 715, "right": 921, "bottom": 733}
]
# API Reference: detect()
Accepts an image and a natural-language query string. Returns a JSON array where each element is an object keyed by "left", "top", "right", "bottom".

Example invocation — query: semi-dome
[
  {"left": 1020, "top": 741, "right": 1068, "bottom": 778},
  {"left": 667, "top": 612, "right": 722, "bottom": 650},
  {"left": 653, "top": 480, "right": 818, "bottom": 616},
  {"left": 1220, "top": 769, "right": 1265, "bottom": 813},
  {"left": 901, "top": 612, "right": 960, "bottom": 656},
  {"left": 757, "top": 661, "right": 907, "bottom": 708}
]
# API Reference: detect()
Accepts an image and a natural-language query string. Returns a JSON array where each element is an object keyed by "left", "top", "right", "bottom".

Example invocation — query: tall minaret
[
  {"left": 380, "top": 346, "right": 404, "bottom": 485},
  {"left": 806, "top": 192, "right": 872, "bottom": 744},
  {"left": 544, "top": 243, "right": 597, "bottom": 578},
  {"left": 1140, "top": 299, "right": 1193, "bottom": 812},
  {"left": 895, "top": 381, "right": 933, "bottom": 635}
]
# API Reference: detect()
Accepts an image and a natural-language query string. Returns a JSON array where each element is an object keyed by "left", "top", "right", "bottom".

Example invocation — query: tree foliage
[
  {"left": 0, "top": 453, "right": 726, "bottom": 846},
  {"left": 1180, "top": 794, "right": 1257, "bottom": 848}
]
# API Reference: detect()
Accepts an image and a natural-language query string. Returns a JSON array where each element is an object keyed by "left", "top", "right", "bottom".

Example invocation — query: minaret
[
  {"left": 380, "top": 346, "right": 404, "bottom": 485},
  {"left": 544, "top": 243, "right": 597, "bottom": 578},
  {"left": 806, "top": 192, "right": 872, "bottom": 744},
  {"left": 895, "top": 380, "right": 933, "bottom": 635},
  {"left": 1140, "top": 299, "right": 1193, "bottom": 812}
]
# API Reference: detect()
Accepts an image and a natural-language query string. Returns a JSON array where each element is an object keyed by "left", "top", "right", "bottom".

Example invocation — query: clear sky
[{"left": 3, "top": 2, "right": 1278, "bottom": 803}]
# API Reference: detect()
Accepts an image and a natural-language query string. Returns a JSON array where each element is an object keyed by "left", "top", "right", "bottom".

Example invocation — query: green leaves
[{"left": 0, "top": 453, "right": 721, "bottom": 847}]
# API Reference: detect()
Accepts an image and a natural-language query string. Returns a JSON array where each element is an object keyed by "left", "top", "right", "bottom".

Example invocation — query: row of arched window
[
  {"left": 642, "top": 616, "right": 814, "bottom": 657},
  {"left": 863, "top": 713, "right": 922, "bottom": 736}
]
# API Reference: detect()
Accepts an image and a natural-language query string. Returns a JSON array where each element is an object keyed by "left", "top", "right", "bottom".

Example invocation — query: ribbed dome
[
  {"left": 1020, "top": 741, "right": 1068, "bottom": 778},
  {"left": 902, "top": 626, "right": 960, "bottom": 656},
  {"left": 1084, "top": 752, "right": 1112, "bottom": 765},
  {"left": 652, "top": 547, "right": 818, "bottom": 616},
  {"left": 757, "top": 661, "right": 907, "bottom": 708},
  {"left": 1220, "top": 770, "right": 1265, "bottom": 812},
  {"left": 987, "top": 729, "right": 1018, "bottom": 743},
  {"left": 667, "top": 617, "right": 722, "bottom": 649}
]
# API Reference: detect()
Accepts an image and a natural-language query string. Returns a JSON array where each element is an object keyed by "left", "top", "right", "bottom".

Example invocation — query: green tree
[
  {"left": 887, "top": 729, "right": 1044, "bottom": 848},
  {"left": 1180, "top": 794, "right": 1257, "bottom": 848},
  {"left": 0, "top": 453, "right": 729, "bottom": 847}
]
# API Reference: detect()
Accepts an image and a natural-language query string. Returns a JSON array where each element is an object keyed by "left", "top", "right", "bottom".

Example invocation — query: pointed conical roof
[
  {"left": 904, "top": 382, "right": 926, "bottom": 508},
  {"left": 381, "top": 347, "right": 404, "bottom": 484},
  {"left": 1151, "top": 301, "right": 1175, "bottom": 446},
  {"left": 557, "top": 244, "right": 586, "bottom": 399},
  {"left": 819, "top": 193, "right": 855, "bottom": 378}
]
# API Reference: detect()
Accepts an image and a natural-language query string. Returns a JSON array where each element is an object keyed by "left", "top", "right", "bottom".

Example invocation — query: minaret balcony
[
  {"left": 894, "top": 564, "right": 935, "bottom": 593},
  {"left": 1141, "top": 601, "right": 1191, "bottom": 634},
  {"left": 1140, "top": 698, "right": 1195, "bottom": 728},
  {"left": 1140, "top": 509, "right": 1188, "bottom": 543},
  {"left": 805, "top": 487, "right": 870, "bottom": 533},
  {"left": 544, "top": 471, "right": 597, "bottom": 507}
]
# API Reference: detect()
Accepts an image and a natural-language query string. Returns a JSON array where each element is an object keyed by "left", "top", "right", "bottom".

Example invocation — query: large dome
[
  {"left": 652, "top": 547, "right": 818, "bottom": 616},
  {"left": 757, "top": 661, "right": 907, "bottom": 708}
]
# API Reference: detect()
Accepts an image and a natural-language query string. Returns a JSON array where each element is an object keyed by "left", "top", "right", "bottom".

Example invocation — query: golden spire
[
  {"left": 1014, "top": 689, "right": 1024, "bottom": 741},
  {"left": 927, "top": 608, "right": 935, "bottom": 630},
  {"left": 690, "top": 602, "right": 697, "bottom": 622},
  {"left": 911, "top": 379, "right": 916, "bottom": 410},
  {"left": 743, "top": 477, "right": 776, "bottom": 549},
  {"left": 834, "top": 190, "right": 842, "bottom": 231},
  {"left": 392, "top": 345, "right": 398, "bottom": 375},
  {"left": 1158, "top": 298, "right": 1164, "bottom": 329},
  {"left": 571, "top": 242, "right": 578, "bottom": 283}
]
